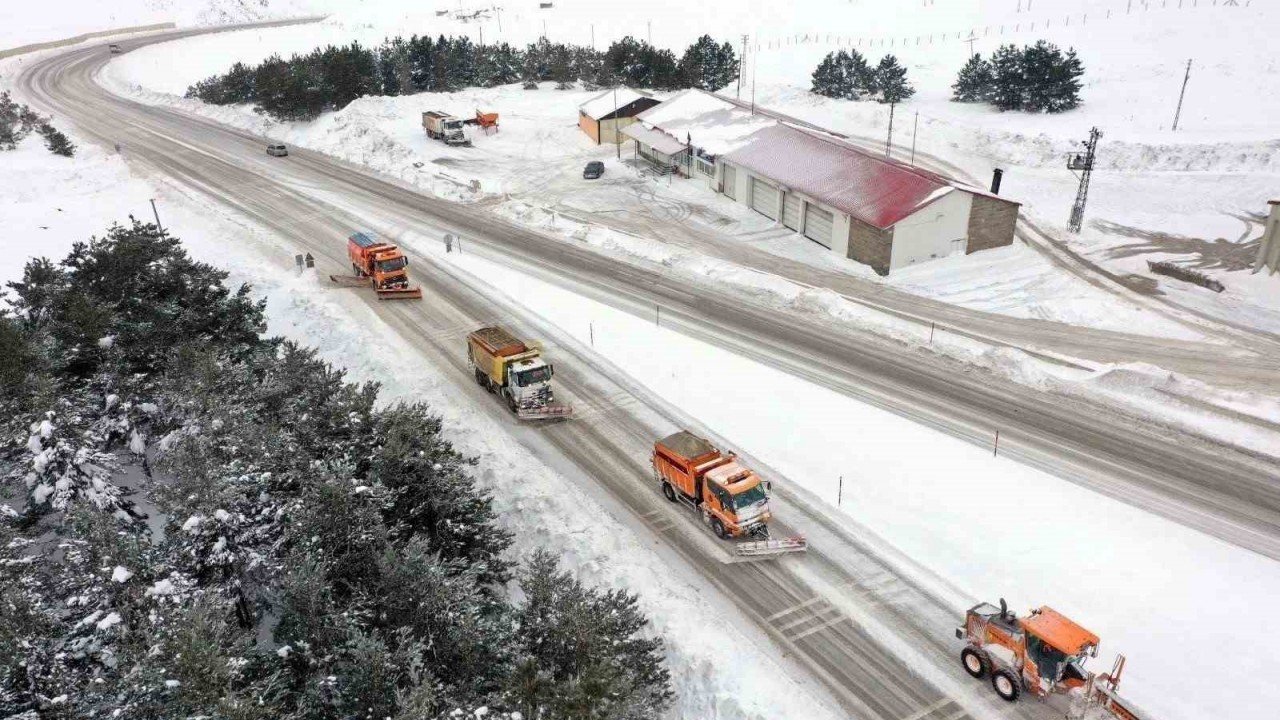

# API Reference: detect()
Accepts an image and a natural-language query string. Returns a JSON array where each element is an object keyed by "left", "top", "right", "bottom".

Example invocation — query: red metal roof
[{"left": 723, "top": 123, "right": 978, "bottom": 229}]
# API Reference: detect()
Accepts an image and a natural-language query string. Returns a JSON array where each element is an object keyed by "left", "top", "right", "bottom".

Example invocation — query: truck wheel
[
  {"left": 474, "top": 368, "right": 487, "bottom": 388},
  {"left": 710, "top": 517, "right": 729, "bottom": 540},
  {"left": 961, "top": 647, "right": 989, "bottom": 679},
  {"left": 991, "top": 668, "right": 1021, "bottom": 702},
  {"left": 505, "top": 393, "right": 517, "bottom": 412},
  {"left": 353, "top": 263, "right": 362, "bottom": 276},
  {"left": 661, "top": 483, "right": 677, "bottom": 502}
]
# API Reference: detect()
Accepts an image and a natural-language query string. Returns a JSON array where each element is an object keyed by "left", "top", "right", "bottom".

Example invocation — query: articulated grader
[{"left": 956, "top": 600, "right": 1148, "bottom": 720}]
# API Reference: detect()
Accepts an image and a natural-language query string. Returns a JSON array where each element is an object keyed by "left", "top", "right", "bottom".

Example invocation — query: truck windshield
[
  {"left": 376, "top": 257, "right": 407, "bottom": 273},
  {"left": 733, "top": 485, "right": 768, "bottom": 509},
  {"left": 516, "top": 367, "right": 552, "bottom": 386}
]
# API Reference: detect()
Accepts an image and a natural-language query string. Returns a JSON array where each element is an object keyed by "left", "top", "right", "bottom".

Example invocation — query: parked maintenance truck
[
  {"left": 329, "top": 231, "right": 423, "bottom": 300},
  {"left": 422, "top": 111, "right": 470, "bottom": 146},
  {"left": 652, "top": 431, "right": 806, "bottom": 557},
  {"left": 467, "top": 326, "right": 572, "bottom": 419}
]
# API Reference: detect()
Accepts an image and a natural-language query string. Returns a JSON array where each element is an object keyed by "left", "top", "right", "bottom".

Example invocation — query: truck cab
[
  {"left": 653, "top": 431, "right": 774, "bottom": 540},
  {"left": 503, "top": 354, "right": 555, "bottom": 412},
  {"left": 439, "top": 117, "right": 467, "bottom": 144}
]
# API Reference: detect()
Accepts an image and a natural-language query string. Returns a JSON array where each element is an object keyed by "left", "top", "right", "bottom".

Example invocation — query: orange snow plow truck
[
  {"left": 652, "top": 431, "right": 806, "bottom": 558},
  {"left": 329, "top": 231, "right": 423, "bottom": 300},
  {"left": 956, "top": 599, "right": 1149, "bottom": 719}
]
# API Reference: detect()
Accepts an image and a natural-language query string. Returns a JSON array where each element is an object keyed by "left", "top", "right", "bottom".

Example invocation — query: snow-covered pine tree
[
  {"left": 842, "top": 49, "right": 874, "bottom": 98},
  {"left": 989, "top": 44, "right": 1026, "bottom": 111},
  {"left": 449, "top": 36, "right": 479, "bottom": 89},
  {"left": 513, "top": 550, "right": 673, "bottom": 719},
  {"left": 1045, "top": 47, "right": 1085, "bottom": 113},
  {"left": 678, "top": 35, "right": 726, "bottom": 90},
  {"left": 875, "top": 54, "right": 914, "bottom": 104},
  {"left": 811, "top": 51, "right": 845, "bottom": 98},
  {"left": 951, "top": 53, "right": 995, "bottom": 102},
  {"left": 406, "top": 34, "right": 436, "bottom": 92},
  {"left": 0, "top": 91, "right": 44, "bottom": 149}
]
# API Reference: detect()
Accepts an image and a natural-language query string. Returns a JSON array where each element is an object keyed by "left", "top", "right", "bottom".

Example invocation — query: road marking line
[
  {"left": 894, "top": 698, "right": 952, "bottom": 720},
  {"left": 940, "top": 710, "right": 968, "bottom": 720},
  {"left": 788, "top": 613, "right": 850, "bottom": 642},
  {"left": 776, "top": 604, "right": 838, "bottom": 632},
  {"left": 764, "top": 596, "right": 825, "bottom": 623}
]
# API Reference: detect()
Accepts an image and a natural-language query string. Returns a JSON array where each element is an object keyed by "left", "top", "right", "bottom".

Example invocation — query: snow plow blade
[
  {"left": 735, "top": 536, "right": 808, "bottom": 557},
  {"left": 329, "top": 274, "right": 371, "bottom": 288},
  {"left": 515, "top": 404, "right": 574, "bottom": 420},
  {"left": 376, "top": 287, "right": 423, "bottom": 300}
]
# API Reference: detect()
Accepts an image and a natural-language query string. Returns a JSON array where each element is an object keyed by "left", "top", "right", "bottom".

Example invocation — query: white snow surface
[
  {"left": 146, "top": 579, "right": 176, "bottom": 596},
  {"left": 110, "top": 566, "right": 132, "bottom": 583},
  {"left": 96, "top": 612, "right": 122, "bottom": 630},
  {"left": 632, "top": 89, "right": 776, "bottom": 155},
  {"left": 578, "top": 87, "right": 650, "bottom": 121}
]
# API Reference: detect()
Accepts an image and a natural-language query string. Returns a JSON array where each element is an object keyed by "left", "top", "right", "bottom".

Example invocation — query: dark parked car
[
  {"left": 266, "top": 144, "right": 289, "bottom": 157},
  {"left": 583, "top": 160, "right": 604, "bottom": 179},
  {"left": 108, "top": 44, "right": 122, "bottom": 54}
]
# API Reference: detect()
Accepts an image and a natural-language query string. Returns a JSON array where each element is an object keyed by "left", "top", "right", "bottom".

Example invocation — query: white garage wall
[{"left": 889, "top": 190, "right": 973, "bottom": 271}]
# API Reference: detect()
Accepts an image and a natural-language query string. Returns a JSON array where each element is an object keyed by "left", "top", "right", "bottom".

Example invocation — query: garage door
[
  {"left": 803, "top": 203, "right": 834, "bottom": 248},
  {"left": 723, "top": 164, "right": 737, "bottom": 200},
  {"left": 782, "top": 193, "right": 801, "bottom": 230},
  {"left": 750, "top": 178, "right": 780, "bottom": 220}
]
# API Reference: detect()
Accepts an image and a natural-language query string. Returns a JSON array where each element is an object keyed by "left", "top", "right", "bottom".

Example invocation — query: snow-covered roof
[
  {"left": 631, "top": 89, "right": 776, "bottom": 156},
  {"left": 723, "top": 124, "right": 1016, "bottom": 229},
  {"left": 578, "top": 87, "right": 652, "bottom": 120},
  {"left": 620, "top": 122, "right": 687, "bottom": 156}
]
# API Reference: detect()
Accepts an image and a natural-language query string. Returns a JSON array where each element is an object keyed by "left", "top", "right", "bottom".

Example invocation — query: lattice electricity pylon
[{"left": 1067, "top": 127, "right": 1102, "bottom": 234}]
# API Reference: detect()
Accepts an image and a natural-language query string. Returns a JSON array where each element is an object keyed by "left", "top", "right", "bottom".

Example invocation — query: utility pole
[
  {"left": 149, "top": 199, "right": 164, "bottom": 233},
  {"left": 479, "top": 25, "right": 484, "bottom": 47},
  {"left": 964, "top": 31, "right": 978, "bottom": 56},
  {"left": 1067, "top": 127, "right": 1102, "bottom": 234},
  {"left": 1172, "top": 59, "right": 1191, "bottom": 132},
  {"left": 884, "top": 103, "right": 896, "bottom": 157},
  {"left": 910, "top": 111, "right": 918, "bottom": 165},
  {"left": 750, "top": 49, "right": 757, "bottom": 115},
  {"left": 613, "top": 86, "right": 621, "bottom": 160},
  {"left": 737, "top": 34, "right": 748, "bottom": 98},
  {"left": 591, "top": 24, "right": 594, "bottom": 50}
]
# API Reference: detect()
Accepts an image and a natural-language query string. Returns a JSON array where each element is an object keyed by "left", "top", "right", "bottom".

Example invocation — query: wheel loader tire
[
  {"left": 991, "top": 668, "right": 1021, "bottom": 702},
  {"left": 961, "top": 647, "right": 989, "bottom": 679},
  {"left": 662, "top": 482, "right": 677, "bottom": 502},
  {"left": 711, "top": 517, "right": 728, "bottom": 540}
]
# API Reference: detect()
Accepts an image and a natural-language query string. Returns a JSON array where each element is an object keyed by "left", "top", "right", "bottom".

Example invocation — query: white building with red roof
[{"left": 620, "top": 89, "right": 1020, "bottom": 275}]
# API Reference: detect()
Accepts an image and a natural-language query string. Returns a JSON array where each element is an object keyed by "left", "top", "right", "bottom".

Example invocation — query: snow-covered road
[{"left": 9, "top": 25, "right": 1280, "bottom": 720}]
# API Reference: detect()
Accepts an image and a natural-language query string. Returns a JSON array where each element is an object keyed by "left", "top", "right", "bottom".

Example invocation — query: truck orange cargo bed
[{"left": 470, "top": 326, "right": 528, "bottom": 357}]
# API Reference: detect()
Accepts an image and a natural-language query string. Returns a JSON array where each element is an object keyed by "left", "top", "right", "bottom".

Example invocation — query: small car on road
[
  {"left": 266, "top": 144, "right": 289, "bottom": 157},
  {"left": 583, "top": 160, "right": 604, "bottom": 179},
  {"left": 108, "top": 44, "right": 122, "bottom": 54}
]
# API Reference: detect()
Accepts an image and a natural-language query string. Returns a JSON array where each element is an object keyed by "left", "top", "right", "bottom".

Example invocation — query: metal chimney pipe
[{"left": 990, "top": 168, "right": 1004, "bottom": 195}]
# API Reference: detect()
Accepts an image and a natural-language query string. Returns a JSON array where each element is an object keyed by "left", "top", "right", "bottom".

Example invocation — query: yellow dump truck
[{"left": 467, "top": 326, "right": 572, "bottom": 419}]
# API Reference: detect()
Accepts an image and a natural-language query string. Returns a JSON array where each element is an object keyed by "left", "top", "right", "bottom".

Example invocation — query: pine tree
[
  {"left": 1044, "top": 46, "right": 1084, "bottom": 113},
  {"left": 679, "top": 35, "right": 738, "bottom": 91},
  {"left": 37, "top": 122, "right": 75, "bottom": 157},
  {"left": 951, "top": 53, "right": 994, "bottom": 103},
  {"left": 989, "top": 44, "right": 1025, "bottom": 111},
  {"left": 407, "top": 34, "right": 436, "bottom": 92},
  {"left": 514, "top": 551, "right": 672, "bottom": 719},
  {"left": 875, "top": 55, "right": 914, "bottom": 103},
  {"left": 843, "top": 49, "right": 874, "bottom": 97},
  {"left": 811, "top": 51, "right": 846, "bottom": 98}
]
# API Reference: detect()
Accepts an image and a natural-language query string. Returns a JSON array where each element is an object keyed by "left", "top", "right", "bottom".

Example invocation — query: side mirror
[
  {"left": 404, "top": 258, "right": 409, "bottom": 266},
  {"left": 764, "top": 480, "right": 773, "bottom": 495}
]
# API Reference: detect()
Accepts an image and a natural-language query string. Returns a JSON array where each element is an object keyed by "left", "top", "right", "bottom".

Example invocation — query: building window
[{"left": 695, "top": 156, "right": 715, "bottom": 177}]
